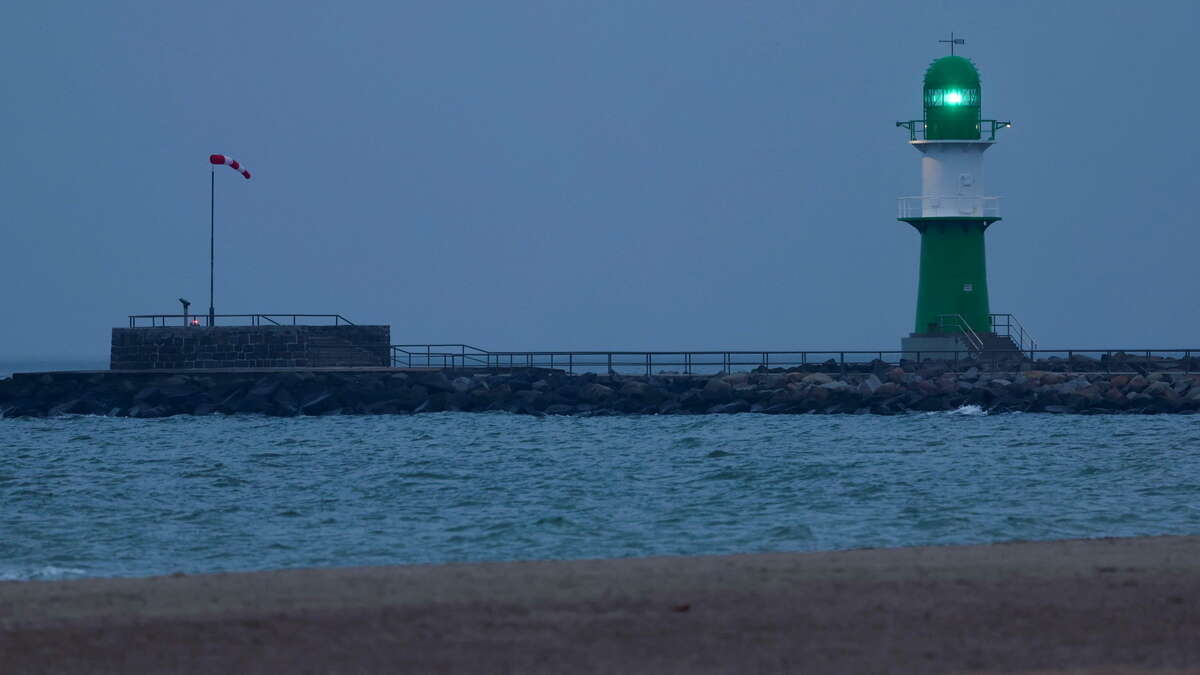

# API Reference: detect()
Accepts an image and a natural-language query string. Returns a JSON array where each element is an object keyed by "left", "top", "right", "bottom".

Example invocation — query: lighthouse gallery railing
[{"left": 898, "top": 196, "right": 1000, "bottom": 219}]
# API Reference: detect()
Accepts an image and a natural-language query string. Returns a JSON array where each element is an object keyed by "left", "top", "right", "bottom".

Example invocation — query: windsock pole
[
  {"left": 206, "top": 154, "right": 251, "bottom": 327},
  {"left": 209, "top": 168, "right": 215, "bottom": 326}
]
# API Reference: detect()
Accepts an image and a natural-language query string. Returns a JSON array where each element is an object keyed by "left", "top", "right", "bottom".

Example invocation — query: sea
[{"left": 2, "top": 359, "right": 1199, "bottom": 581}]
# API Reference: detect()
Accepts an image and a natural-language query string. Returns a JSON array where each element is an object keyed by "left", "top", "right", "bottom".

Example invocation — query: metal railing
[
  {"left": 991, "top": 313, "right": 1037, "bottom": 356},
  {"left": 936, "top": 314, "right": 984, "bottom": 352},
  {"left": 389, "top": 345, "right": 1196, "bottom": 375},
  {"left": 897, "top": 195, "right": 1000, "bottom": 220},
  {"left": 896, "top": 119, "right": 1012, "bottom": 142},
  {"left": 128, "top": 313, "right": 356, "bottom": 328},
  {"left": 391, "top": 344, "right": 491, "bottom": 369}
]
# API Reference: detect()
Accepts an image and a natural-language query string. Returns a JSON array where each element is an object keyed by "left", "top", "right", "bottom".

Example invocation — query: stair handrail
[
  {"left": 936, "top": 314, "right": 984, "bottom": 352},
  {"left": 990, "top": 313, "right": 1037, "bottom": 357}
]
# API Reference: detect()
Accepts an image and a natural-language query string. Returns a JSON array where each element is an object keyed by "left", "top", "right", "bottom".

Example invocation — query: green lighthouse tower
[{"left": 897, "top": 40, "right": 1016, "bottom": 356}]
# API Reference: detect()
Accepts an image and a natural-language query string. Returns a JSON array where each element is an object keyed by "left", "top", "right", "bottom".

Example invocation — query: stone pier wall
[
  {"left": 110, "top": 325, "right": 391, "bottom": 370},
  {"left": 4, "top": 365, "right": 1199, "bottom": 418}
]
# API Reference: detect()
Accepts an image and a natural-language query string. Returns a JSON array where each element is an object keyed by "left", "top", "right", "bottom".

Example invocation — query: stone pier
[{"left": 109, "top": 325, "right": 391, "bottom": 370}]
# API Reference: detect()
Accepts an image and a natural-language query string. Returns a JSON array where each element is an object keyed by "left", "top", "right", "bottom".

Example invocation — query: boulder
[
  {"left": 801, "top": 373, "right": 833, "bottom": 385},
  {"left": 619, "top": 381, "right": 650, "bottom": 397},
  {"left": 707, "top": 400, "right": 751, "bottom": 414},
  {"left": 578, "top": 382, "right": 615, "bottom": 403},
  {"left": 874, "top": 382, "right": 901, "bottom": 396},
  {"left": 1144, "top": 381, "right": 1178, "bottom": 400},
  {"left": 862, "top": 374, "right": 883, "bottom": 393},
  {"left": 300, "top": 391, "right": 339, "bottom": 415},
  {"left": 416, "top": 372, "right": 456, "bottom": 394},
  {"left": 700, "top": 378, "right": 733, "bottom": 402}
]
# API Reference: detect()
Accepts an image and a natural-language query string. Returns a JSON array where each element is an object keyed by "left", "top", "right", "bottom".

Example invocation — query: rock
[
  {"left": 863, "top": 374, "right": 883, "bottom": 393},
  {"left": 805, "top": 387, "right": 830, "bottom": 403},
  {"left": 758, "top": 373, "right": 787, "bottom": 388},
  {"left": 544, "top": 404, "right": 574, "bottom": 415},
  {"left": 1126, "top": 375, "right": 1149, "bottom": 392},
  {"left": 959, "top": 367, "right": 980, "bottom": 382},
  {"left": 820, "top": 380, "right": 851, "bottom": 392},
  {"left": 619, "top": 381, "right": 650, "bottom": 397},
  {"left": 451, "top": 377, "right": 474, "bottom": 394},
  {"left": 272, "top": 387, "right": 298, "bottom": 415},
  {"left": 722, "top": 373, "right": 749, "bottom": 387},
  {"left": 48, "top": 398, "right": 83, "bottom": 416},
  {"left": 365, "top": 399, "right": 404, "bottom": 414},
  {"left": 416, "top": 372, "right": 456, "bottom": 394},
  {"left": 128, "top": 404, "right": 168, "bottom": 418},
  {"left": 578, "top": 382, "right": 615, "bottom": 403},
  {"left": 1055, "top": 377, "right": 1090, "bottom": 394},
  {"left": 700, "top": 378, "right": 733, "bottom": 402},
  {"left": 1144, "top": 381, "right": 1177, "bottom": 399},
  {"left": 707, "top": 400, "right": 751, "bottom": 414},
  {"left": 247, "top": 376, "right": 285, "bottom": 399},
  {"left": 658, "top": 399, "right": 683, "bottom": 415},
  {"left": 875, "top": 382, "right": 901, "bottom": 396},
  {"left": 802, "top": 373, "right": 833, "bottom": 385},
  {"left": 299, "top": 391, "right": 338, "bottom": 415}
]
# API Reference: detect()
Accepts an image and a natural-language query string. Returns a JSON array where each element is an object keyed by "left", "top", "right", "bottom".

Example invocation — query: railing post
[{"left": 608, "top": 353, "right": 612, "bottom": 374}]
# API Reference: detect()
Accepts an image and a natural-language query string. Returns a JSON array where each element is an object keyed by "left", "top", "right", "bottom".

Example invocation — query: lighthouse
[{"left": 897, "top": 38, "right": 1021, "bottom": 357}]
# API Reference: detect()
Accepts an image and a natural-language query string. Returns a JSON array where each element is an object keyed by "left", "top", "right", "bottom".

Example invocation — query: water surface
[{"left": 2, "top": 410, "right": 1198, "bottom": 580}]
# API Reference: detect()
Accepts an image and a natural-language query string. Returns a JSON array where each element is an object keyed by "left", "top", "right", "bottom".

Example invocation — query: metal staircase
[{"left": 937, "top": 313, "right": 1037, "bottom": 358}]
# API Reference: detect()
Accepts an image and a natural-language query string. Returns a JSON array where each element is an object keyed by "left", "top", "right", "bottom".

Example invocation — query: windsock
[{"left": 209, "top": 154, "right": 252, "bottom": 179}]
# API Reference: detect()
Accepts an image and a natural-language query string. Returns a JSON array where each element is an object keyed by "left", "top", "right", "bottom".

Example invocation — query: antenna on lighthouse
[{"left": 939, "top": 32, "right": 965, "bottom": 55}]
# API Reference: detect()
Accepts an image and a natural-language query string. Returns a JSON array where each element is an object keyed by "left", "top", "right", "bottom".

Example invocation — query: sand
[{"left": 2, "top": 536, "right": 1199, "bottom": 674}]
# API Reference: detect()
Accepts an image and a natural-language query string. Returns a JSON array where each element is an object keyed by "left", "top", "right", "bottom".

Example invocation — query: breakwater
[{"left": 2, "top": 359, "right": 1198, "bottom": 417}]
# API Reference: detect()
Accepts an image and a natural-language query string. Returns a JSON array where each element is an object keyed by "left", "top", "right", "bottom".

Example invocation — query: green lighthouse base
[{"left": 899, "top": 217, "right": 999, "bottom": 337}]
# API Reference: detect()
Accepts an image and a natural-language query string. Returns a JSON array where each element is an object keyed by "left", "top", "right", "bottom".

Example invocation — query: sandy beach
[{"left": 2, "top": 536, "right": 1198, "bottom": 674}]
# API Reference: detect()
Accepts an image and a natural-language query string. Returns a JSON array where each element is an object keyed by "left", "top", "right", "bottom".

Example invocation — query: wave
[
  {"left": 0, "top": 565, "right": 88, "bottom": 581},
  {"left": 947, "top": 404, "right": 987, "bottom": 416}
]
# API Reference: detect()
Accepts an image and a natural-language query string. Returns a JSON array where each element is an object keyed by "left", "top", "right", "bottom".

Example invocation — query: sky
[{"left": 2, "top": 0, "right": 1197, "bottom": 358}]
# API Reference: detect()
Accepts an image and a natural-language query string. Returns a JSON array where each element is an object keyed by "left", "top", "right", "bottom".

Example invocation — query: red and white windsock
[{"left": 209, "top": 154, "right": 252, "bottom": 179}]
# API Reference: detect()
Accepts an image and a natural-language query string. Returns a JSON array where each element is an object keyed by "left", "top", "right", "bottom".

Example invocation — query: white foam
[
  {"left": 0, "top": 565, "right": 88, "bottom": 581},
  {"left": 948, "top": 404, "right": 987, "bottom": 416}
]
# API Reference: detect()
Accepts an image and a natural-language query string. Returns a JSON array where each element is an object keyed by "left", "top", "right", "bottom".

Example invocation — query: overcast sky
[{"left": 2, "top": 0, "right": 1196, "bottom": 358}]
